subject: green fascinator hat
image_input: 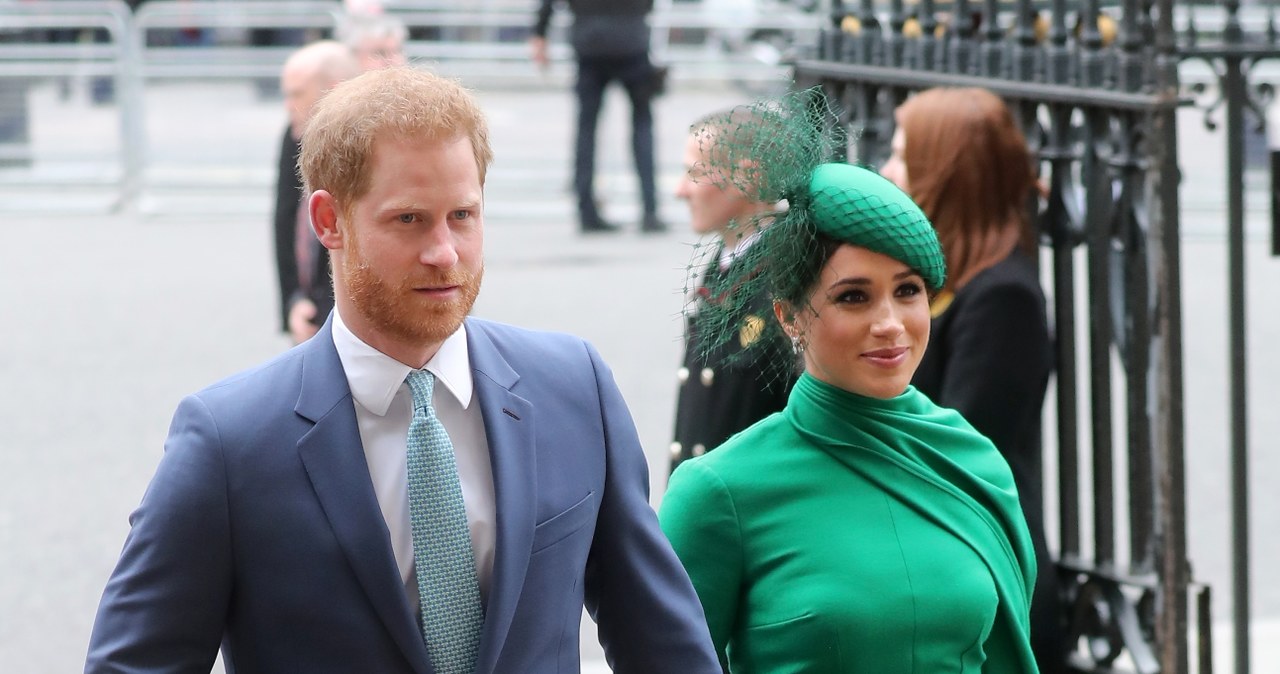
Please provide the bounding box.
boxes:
[806,162,946,291]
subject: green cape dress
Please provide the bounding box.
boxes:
[660,373,1038,672]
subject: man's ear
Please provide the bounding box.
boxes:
[309,190,344,251]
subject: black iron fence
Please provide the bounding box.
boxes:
[793,1,1271,672]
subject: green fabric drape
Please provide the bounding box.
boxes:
[785,373,1038,673]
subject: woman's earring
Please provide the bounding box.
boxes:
[790,334,805,354]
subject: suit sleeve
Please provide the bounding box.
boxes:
[85,395,232,673]
[658,460,743,665]
[934,281,1051,477]
[578,344,722,674]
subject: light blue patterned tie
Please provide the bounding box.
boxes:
[404,369,484,674]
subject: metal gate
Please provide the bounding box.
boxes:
[792,1,1272,672]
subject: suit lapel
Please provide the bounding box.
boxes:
[294,320,433,674]
[466,320,536,674]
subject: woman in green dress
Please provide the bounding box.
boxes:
[658,98,1040,673]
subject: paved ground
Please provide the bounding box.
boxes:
[0,72,1277,672]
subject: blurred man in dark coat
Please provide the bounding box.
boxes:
[669,108,793,472]
[529,0,666,233]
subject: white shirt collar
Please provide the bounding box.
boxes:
[331,310,474,416]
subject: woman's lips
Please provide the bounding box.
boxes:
[862,346,908,368]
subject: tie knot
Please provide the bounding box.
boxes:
[405,369,435,410]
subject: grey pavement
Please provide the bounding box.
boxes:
[1,74,1278,672]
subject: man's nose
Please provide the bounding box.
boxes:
[419,223,459,268]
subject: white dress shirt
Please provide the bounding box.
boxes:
[331,311,497,610]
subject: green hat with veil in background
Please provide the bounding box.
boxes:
[684,88,946,380]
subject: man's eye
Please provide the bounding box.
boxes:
[397,213,416,224]
[453,210,472,220]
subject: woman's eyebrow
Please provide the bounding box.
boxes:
[830,269,917,287]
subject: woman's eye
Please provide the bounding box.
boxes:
[896,282,924,297]
[835,290,867,304]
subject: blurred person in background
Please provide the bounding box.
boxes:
[338,10,409,71]
[273,40,361,345]
[669,106,793,473]
[529,0,667,234]
[881,85,1063,674]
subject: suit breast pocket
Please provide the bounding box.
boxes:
[530,491,596,554]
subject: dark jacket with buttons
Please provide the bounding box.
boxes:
[670,254,794,473]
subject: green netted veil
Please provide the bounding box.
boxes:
[684,88,946,384]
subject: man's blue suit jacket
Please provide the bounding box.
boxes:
[86,317,719,673]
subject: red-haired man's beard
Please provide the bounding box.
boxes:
[341,246,483,347]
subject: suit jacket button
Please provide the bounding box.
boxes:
[677,367,689,383]
[692,444,707,456]
[669,442,683,460]
[700,368,715,387]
